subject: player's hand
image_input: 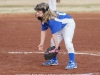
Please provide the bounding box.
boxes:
[38,44,43,51]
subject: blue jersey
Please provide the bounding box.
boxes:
[41,12,73,34]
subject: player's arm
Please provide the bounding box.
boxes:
[40,30,46,45]
[40,23,48,45]
[38,30,46,50]
[52,34,59,49]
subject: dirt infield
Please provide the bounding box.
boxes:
[0,13,100,75]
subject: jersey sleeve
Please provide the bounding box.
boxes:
[41,22,49,31]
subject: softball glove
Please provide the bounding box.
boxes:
[44,46,60,60]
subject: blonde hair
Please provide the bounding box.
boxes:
[34,2,58,23]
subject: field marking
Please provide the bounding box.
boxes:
[14,73,100,75]
[6,51,100,75]
[8,51,100,56]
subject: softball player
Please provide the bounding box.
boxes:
[34,2,77,70]
[48,0,60,11]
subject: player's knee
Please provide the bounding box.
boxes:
[65,40,74,53]
[66,42,72,49]
[65,40,73,49]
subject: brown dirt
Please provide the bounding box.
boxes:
[0,13,100,75]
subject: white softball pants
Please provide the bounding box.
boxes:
[51,19,76,53]
[48,0,56,11]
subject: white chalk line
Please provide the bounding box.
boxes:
[7,51,100,75]
[13,73,100,75]
[8,51,100,56]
